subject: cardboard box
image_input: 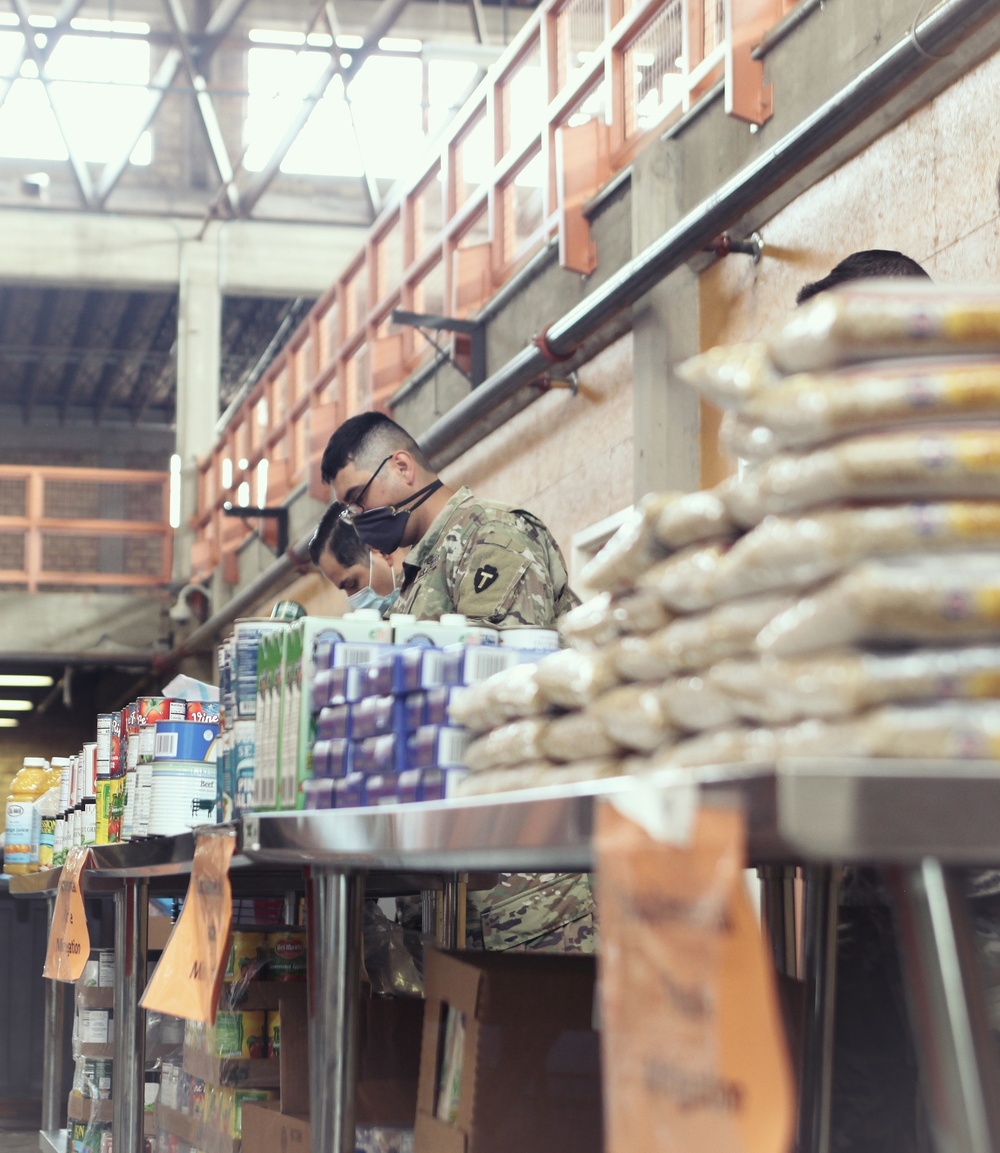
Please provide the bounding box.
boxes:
[415,951,602,1153]
[241,1099,310,1153]
[240,989,423,1153]
[357,995,424,1126]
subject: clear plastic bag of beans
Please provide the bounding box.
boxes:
[767,281,1000,374]
[462,718,548,772]
[535,648,621,710]
[578,492,680,593]
[720,358,1000,460]
[711,646,1000,725]
[712,502,1000,602]
[539,711,621,763]
[724,430,1000,527]
[589,684,677,752]
[757,555,1000,657]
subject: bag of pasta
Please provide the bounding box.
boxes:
[712,502,1000,602]
[721,358,1000,460]
[766,281,1000,373]
[725,430,1000,527]
[758,555,1000,656]
[712,646,1000,724]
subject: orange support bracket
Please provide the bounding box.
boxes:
[725,0,781,127]
[556,119,611,276]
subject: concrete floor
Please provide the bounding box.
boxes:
[0,1134,42,1152]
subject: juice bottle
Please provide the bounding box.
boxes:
[37,766,63,870]
[4,758,50,875]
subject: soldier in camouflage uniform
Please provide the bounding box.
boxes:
[322,412,595,954]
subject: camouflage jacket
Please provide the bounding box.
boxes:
[394,486,579,627]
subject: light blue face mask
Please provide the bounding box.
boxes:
[346,555,400,617]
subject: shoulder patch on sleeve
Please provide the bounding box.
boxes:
[473,564,500,593]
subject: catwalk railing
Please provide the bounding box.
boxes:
[0,465,172,592]
[192,0,797,583]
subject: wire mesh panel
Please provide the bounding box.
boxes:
[0,532,25,574]
[43,477,164,522]
[624,0,686,137]
[556,0,608,93]
[0,467,170,588]
[0,475,26,518]
[40,531,167,580]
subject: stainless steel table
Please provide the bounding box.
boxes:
[16,760,1000,1153]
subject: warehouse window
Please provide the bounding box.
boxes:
[0,16,152,164]
[245,32,486,183]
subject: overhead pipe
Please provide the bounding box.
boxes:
[126,0,995,669]
[418,0,997,469]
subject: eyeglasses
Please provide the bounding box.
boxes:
[339,455,391,523]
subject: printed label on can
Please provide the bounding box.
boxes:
[266,931,307,981]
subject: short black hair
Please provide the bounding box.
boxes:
[796,249,930,305]
[320,411,430,484]
[308,502,368,568]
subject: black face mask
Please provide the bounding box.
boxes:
[350,480,443,554]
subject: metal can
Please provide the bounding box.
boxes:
[214,1010,267,1058]
[225,930,268,984]
[265,928,307,982]
[266,1009,280,1058]
[81,1058,112,1100]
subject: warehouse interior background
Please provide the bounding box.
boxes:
[0,0,998,798]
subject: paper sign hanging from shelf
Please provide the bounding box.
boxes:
[43,847,93,982]
[595,788,794,1153]
[142,829,235,1024]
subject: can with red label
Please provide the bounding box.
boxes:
[265,929,307,982]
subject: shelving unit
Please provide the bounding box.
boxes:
[13,761,1000,1153]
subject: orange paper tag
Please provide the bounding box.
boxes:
[141,830,235,1023]
[595,797,794,1153]
[43,847,92,982]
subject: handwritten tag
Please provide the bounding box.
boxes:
[43,847,92,982]
[141,830,235,1023]
[595,801,794,1153]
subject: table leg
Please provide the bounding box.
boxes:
[797,865,841,1153]
[760,865,799,977]
[113,877,148,1153]
[41,896,68,1133]
[308,869,365,1153]
[439,874,467,950]
[886,859,1000,1153]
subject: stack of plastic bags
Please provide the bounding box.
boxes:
[451,279,1000,789]
[670,279,1000,765]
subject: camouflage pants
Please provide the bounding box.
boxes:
[467,872,597,954]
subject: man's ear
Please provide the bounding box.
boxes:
[392,450,418,486]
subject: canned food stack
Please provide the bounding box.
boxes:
[67,950,116,1153]
[305,619,556,809]
[155,925,305,1152]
